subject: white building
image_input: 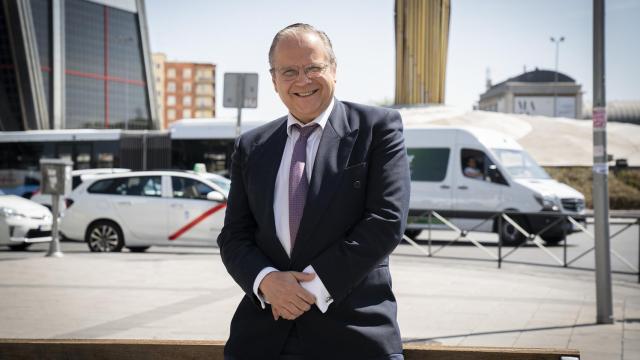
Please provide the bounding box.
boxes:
[478,69,583,119]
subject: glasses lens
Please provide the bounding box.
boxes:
[280,68,299,80]
[305,65,325,78]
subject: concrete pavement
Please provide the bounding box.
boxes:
[0,241,638,360]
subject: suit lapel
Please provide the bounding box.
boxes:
[291,101,358,262]
[251,118,289,263]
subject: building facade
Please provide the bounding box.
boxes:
[0,0,158,131]
[478,69,582,118]
[152,53,216,129]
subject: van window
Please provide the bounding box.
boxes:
[461,149,507,185]
[492,148,550,179]
[172,177,213,200]
[407,148,449,182]
[88,176,162,197]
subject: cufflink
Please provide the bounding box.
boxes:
[353,180,361,189]
[325,296,332,302]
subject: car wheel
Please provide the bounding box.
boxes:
[8,243,31,251]
[541,235,565,246]
[499,220,526,246]
[404,229,421,240]
[127,246,150,253]
[86,221,124,252]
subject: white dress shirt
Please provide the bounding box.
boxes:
[252,98,335,313]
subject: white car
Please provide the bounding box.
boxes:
[0,194,53,250]
[60,171,229,252]
[30,168,131,211]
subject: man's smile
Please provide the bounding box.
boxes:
[293,89,319,97]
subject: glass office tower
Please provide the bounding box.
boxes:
[0,0,158,131]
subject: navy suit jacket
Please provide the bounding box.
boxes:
[217,100,410,360]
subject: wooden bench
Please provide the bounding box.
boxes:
[0,339,580,359]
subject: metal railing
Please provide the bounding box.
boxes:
[404,209,640,282]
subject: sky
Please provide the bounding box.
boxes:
[145,0,640,122]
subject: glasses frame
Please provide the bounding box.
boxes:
[270,63,330,81]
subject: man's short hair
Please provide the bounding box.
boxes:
[268,23,337,70]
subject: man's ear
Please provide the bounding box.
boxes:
[271,75,278,92]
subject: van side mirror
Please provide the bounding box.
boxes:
[206,191,225,202]
[488,165,498,178]
[488,165,508,186]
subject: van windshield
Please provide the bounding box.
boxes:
[491,149,550,179]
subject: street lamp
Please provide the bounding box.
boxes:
[550,36,565,117]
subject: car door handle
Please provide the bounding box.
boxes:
[458,186,468,190]
[117,201,132,205]
[440,185,450,189]
[170,204,183,208]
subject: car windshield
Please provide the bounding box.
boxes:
[491,148,550,179]
[203,174,231,196]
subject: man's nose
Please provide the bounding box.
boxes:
[293,71,313,84]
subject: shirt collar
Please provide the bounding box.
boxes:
[286,98,335,137]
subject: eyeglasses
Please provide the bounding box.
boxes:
[270,63,330,81]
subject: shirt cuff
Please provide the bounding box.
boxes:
[253,267,278,309]
[300,265,334,313]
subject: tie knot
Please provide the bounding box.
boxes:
[293,123,319,140]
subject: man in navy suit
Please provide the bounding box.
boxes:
[217,23,410,360]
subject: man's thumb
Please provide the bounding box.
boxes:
[291,271,315,282]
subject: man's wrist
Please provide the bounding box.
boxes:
[253,267,278,308]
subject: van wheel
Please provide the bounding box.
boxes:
[541,235,565,246]
[127,246,150,253]
[404,229,421,240]
[499,221,526,246]
[8,243,32,251]
[86,221,124,252]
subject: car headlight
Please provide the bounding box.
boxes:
[0,207,27,219]
[534,194,559,211]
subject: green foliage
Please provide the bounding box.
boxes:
[616,169,640,191]
[544,167,640,210]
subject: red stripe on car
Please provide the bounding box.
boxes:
[168,203,227,241]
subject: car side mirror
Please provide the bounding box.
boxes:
[206,191,225,202]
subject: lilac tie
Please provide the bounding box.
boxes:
[289,123,319,249]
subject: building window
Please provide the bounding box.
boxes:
[167,81,176,93]
[183,96,192,106]
[195,110,213,118]
[196,96,212,108]
[183,68,192,79]
[167,109,176,120]
[196,69,211,80]
[183,109,192,118]
[196,84,213,95]
[167,67,176,78]
[183,82,192,93]
[167,96,176,106]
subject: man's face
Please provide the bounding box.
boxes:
[271,32,336,123]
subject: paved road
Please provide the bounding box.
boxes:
[0,236,638,360]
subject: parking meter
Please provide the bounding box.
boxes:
[40,159,73,257]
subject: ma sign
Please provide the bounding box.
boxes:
[513,96,576,118]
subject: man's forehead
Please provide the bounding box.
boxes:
[273,33,329,61]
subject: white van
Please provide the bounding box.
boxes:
[404,126,586,245]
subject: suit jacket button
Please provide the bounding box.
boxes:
[353,180,361,189]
